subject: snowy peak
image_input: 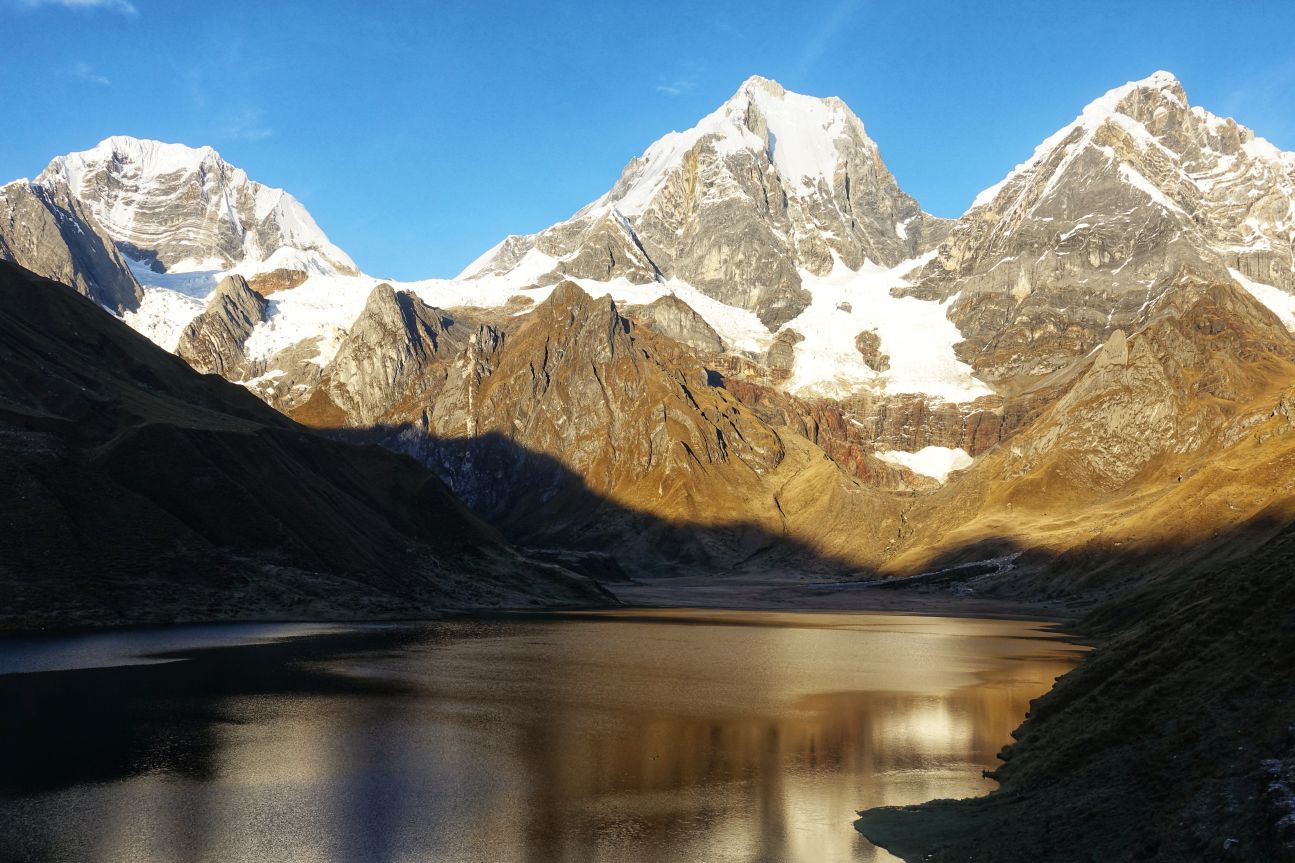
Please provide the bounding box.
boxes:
[705,74,868,195]
[967,70,1294,223]
[48,136,221,190]
[594,75,876,216]
[965,69,1295,265]
[38,136,358,278]
[914,69,1295,384]
[465,76,949,329]
[968,71,1187,210]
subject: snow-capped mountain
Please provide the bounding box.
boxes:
[8,73,1295,471]
[5,70,1295,579]
[50,82,981,405]
[462,76,950,329]
[39,136,357,278]
[906,71,1295,383]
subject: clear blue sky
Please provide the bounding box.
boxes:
[1,0,1292,280]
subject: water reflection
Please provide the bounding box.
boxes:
[0,610,1083,863]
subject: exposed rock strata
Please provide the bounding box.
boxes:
[177,275,268,376]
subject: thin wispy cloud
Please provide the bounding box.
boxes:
[222,106,274,142]
[794,0,863,77]
[656,76,697,97]
[65,61,111,86]
[20,0,137,14]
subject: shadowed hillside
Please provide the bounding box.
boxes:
[857,513,1295,861]
[0,261,609,630]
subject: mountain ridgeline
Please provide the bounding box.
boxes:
[0,260,608,629]
[2,70,1292,583]
[3,70,1295,859]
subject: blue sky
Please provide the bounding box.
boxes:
[1,0,1292,280]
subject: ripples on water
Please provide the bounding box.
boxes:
[0,610,1084,862]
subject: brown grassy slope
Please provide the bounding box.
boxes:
[0,261,607,630]
[878,274,1295,598]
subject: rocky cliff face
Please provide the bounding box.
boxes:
[905,72,1295,387]
[176,275,268,376]
[0,179,141,311]
[627,294,725,353]
[324,283,465,427]
[283,281,902,572]
[38,136,358,277]
[998,268,1295,492]
[463,77,949,329]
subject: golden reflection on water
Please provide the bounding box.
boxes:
[8,610,1084,863]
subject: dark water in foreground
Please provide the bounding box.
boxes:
[0,610,1084,863]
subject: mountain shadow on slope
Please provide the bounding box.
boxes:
[0,261,609,631]
[330,425,891,579]
[855,510,1295,862]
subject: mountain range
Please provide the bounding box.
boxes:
[10,69,1288,581]
[4,69,1295,859]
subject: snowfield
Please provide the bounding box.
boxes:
[124,245,994,405]
[1230,268,1295,332]
[781,253,993,402]
[877,446,975,483]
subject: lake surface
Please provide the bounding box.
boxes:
[0,610,1084,863]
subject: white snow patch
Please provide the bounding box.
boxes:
[877,446,974,483]
[1230,268,1295,332]
[240,368,286,387]
[781,252,994,402]
[242,274,380,363]
[121,287,206,352]
[1118,163,1186,215]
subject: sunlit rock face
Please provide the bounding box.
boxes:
[628,294,725,354]
[277,280,911,572]
[997,270,1295,492]
[0,178,141,311]
[176,275,268,377]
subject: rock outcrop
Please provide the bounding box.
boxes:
[176,275,268,376]
[323,283,463,426]
[0,179,141,311]
[248,267,308,295]
[630,294,724,354]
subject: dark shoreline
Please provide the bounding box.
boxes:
[0,577,1078,640]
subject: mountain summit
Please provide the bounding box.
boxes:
[462,76,949,328]
[906,71,1295,383]
[38,136,358,278]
